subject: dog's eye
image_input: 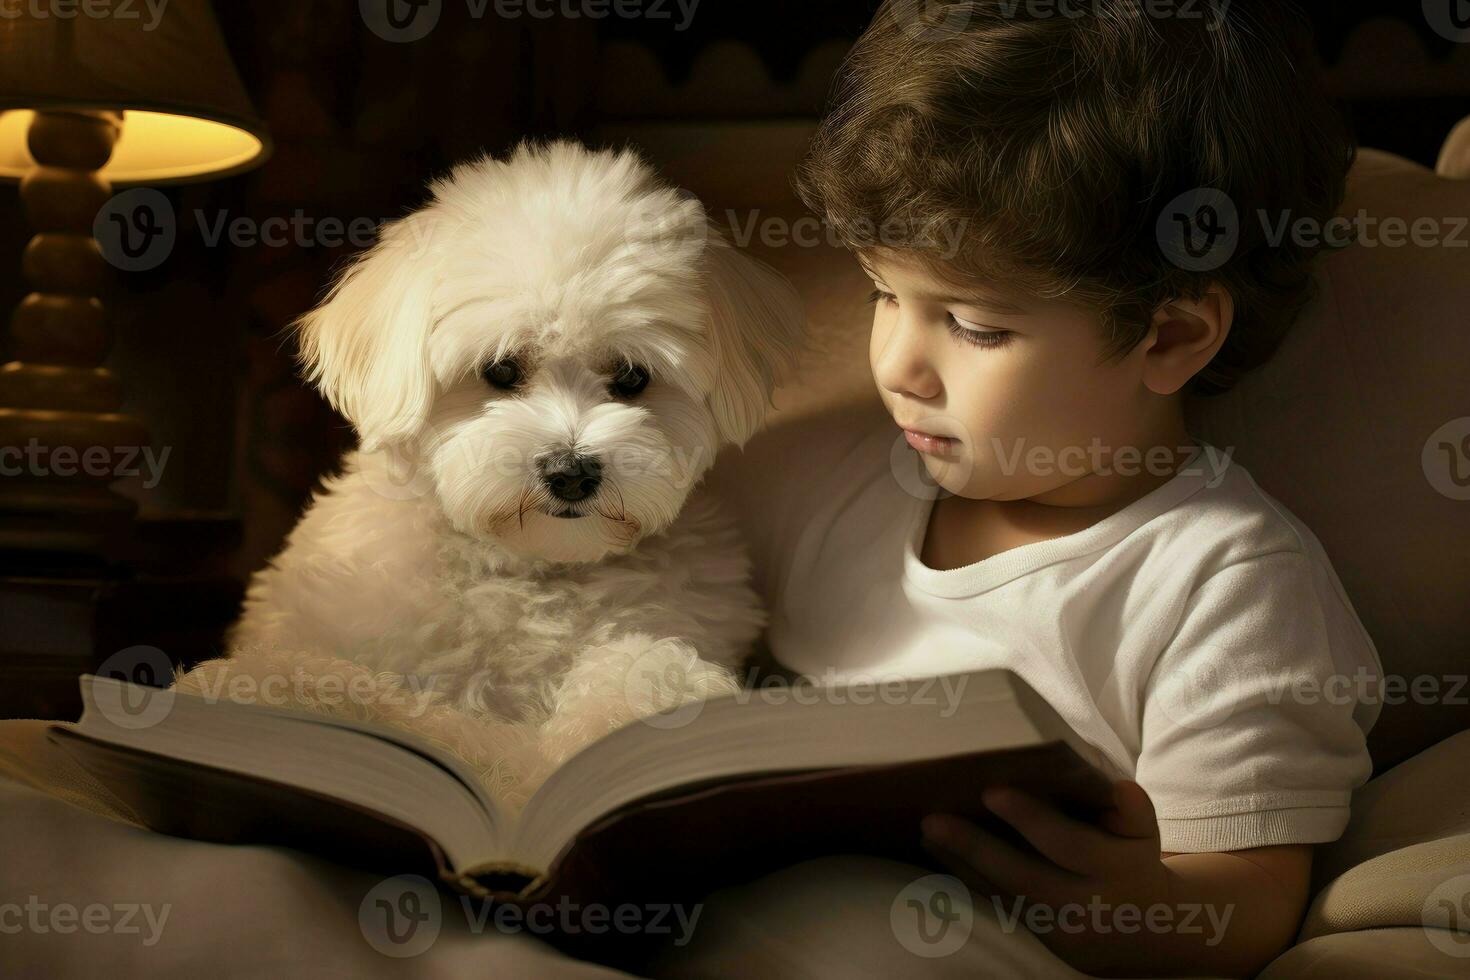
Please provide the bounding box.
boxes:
[609,363,650,398]
[482,358,523,391]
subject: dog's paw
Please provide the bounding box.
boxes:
[537,634,741,765]
[171,656,250,701]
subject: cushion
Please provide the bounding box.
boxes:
[1183,149,1470,770]
[1258,928,1470,980]
[1302,730,1470,942]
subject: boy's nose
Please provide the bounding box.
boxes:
[872,315,942,401]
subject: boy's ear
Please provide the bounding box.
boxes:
[294,212,440,452]
[1143,285,1234,396]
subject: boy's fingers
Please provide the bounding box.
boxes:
[918,835,1000,898]
[980,786,1116,876]
[921,813,1075,901]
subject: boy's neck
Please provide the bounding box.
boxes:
[1008,415,1198,512]
[920,417,1199,572]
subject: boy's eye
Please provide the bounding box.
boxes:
[946,318,1013,349]
[869,288,1013,349]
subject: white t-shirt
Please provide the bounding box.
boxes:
[757,416,1382,853]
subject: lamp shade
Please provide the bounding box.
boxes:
[0,0,271,183]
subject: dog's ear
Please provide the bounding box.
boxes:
[702,234,806,447]
[294,212,439,453]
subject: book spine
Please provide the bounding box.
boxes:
[452,861,550,901]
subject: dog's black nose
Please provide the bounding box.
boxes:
[539,452,603,502]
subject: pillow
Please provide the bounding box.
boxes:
[1185,150,1470,771]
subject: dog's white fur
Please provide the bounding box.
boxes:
[174,141,803,807]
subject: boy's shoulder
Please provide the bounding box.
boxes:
[1150,448,1324,572]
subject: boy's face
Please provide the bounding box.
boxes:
[865,252,1160,502]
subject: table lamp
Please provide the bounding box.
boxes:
[0,0,271,565]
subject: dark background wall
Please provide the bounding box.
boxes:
[0,0,1466,589]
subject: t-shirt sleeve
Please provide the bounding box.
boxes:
[1135,549,1383,853]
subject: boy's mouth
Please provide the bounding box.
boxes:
[902,428,961,457]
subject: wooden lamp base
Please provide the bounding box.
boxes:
[0,110,148,569]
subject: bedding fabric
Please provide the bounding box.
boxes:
[4,719,1465,978]
[0,720,631,978]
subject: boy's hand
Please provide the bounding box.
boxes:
[920,779,1172,972]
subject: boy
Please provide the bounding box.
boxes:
[667,2,1381,977]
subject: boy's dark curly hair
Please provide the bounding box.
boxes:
[794,0,1356,395]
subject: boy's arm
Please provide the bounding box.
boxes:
[1155,845,1312,977]
[921,780,1313,978]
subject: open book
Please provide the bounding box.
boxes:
[50,669,1124,907]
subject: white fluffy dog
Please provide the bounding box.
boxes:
[175,141,803,806]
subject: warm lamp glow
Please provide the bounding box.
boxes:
[0,108,266,184]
